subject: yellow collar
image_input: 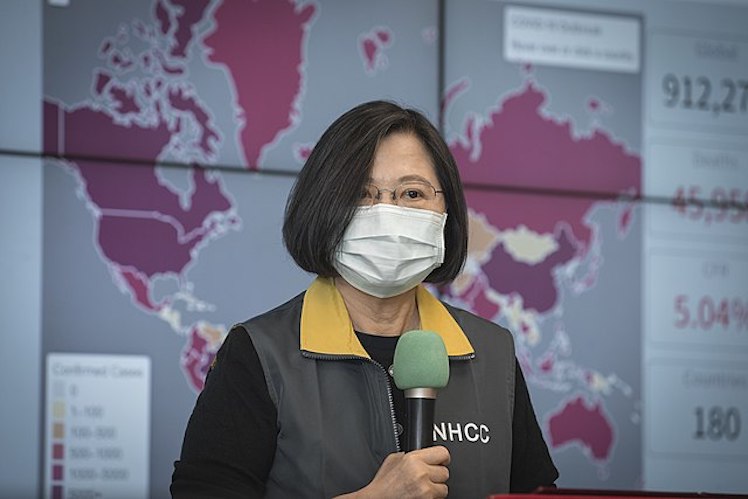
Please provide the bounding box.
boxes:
[300,277,474,358]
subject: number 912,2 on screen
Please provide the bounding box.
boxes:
[663,74,748,116]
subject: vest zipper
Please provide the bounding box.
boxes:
[369,357,402,453]
[450,354,476,361]
[301,351,401,452]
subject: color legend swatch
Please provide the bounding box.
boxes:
[44,354,151,499]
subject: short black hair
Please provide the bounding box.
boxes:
[282,100,468,284]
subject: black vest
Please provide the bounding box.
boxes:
[241,288,515,498]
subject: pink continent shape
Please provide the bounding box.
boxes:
[465,190,594,315]
[452,84,640,253]
[120,269,161,311]
[204,0,316,169]
[451,82,640,198]
[43,100,233,280]
[449,82,641,317]
[547,395,614,462]
[482,223,577,313]
[181,325,218,392]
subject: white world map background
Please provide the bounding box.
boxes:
[6,0,748,496]
[36,0,649,494]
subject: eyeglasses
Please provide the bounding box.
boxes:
[359,180,444,208]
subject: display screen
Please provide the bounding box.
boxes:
[0,0,745,496]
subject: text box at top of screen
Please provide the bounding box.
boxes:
[503,5,641,74]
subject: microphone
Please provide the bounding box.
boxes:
[393,330,450,451]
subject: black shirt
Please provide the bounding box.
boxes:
[171,328,558,498]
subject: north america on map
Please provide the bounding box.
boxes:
[44,0,316,391]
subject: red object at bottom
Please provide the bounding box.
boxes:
[488,487,747,499]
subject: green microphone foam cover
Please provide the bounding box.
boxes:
[393,330,450,390]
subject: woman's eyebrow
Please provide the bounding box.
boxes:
[367,174,433,184]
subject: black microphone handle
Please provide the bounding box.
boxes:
[406,397,435,452]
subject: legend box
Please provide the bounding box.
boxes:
[44,353,151,499]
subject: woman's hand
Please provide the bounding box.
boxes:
[337,446,451,499]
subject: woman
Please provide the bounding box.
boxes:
[171,101,558,498]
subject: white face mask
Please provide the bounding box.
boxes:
[333,203,447,299]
